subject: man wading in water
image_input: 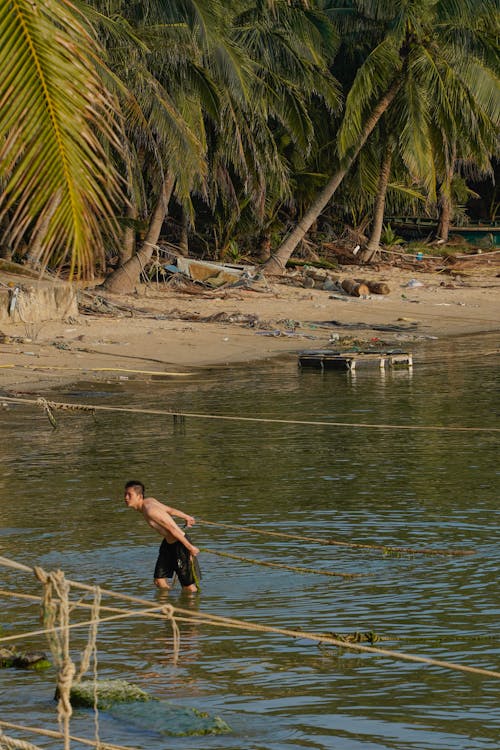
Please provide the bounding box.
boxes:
[124,481,200,592]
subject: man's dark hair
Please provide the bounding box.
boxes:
[125,480,145,496]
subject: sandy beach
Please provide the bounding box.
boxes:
[0,262,498,395]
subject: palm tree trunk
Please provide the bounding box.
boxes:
[120,202,138,266]
[263,78,402,275]
[102,176,174,293]
[436,143,456,242]
[436,190,452,242]
[178,207,189,257]
[361,142,393,263]
[25,191,61,268]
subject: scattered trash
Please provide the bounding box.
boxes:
[318,320,419,332]
[406,279,424,288]
[8,286,20,316]
[299,350,413,371]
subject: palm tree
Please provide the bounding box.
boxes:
[90,0,217,292]
[0,0,123,278]
[197,0,341,261]
[263,0,500,274]
[102,0,341,293]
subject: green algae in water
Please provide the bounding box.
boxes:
[70,679,151,709]
[0,647,50,670]
[109,701,231,737]
[69,680,231,736]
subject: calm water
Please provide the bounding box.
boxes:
[1,333,499,749]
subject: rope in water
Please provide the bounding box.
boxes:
[1,395,498,432]
[0,720,138,750]
[1,589,494,646]
[0,556,498,679]
[199,547,362,577]
[0,604,178,644]
[197,519,475,557]
[0,364,192,377]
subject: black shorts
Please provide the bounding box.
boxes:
[153,537,199,587]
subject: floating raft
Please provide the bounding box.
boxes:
[298,350,413,371]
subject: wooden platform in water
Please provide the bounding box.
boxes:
[298,350,413,371]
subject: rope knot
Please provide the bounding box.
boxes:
[33,566,48,584]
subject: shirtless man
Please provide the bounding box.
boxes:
[124,480,200,592]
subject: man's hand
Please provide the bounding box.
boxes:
[190,545,200,556]
[185,515,195,528]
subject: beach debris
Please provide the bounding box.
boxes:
[355,280,391,295]
[8,286,20,316]
[341,279,370,297]
[318,320,419,332]
[175,256,245,286]
[298,350,413,370]
[406,279,424,288]
[69,679,231,737]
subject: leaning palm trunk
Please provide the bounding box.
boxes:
[436,144,457,242]
[263,79,402,275]
[102,176,174,293]
[120,202,138,266]
[361,143,393,263]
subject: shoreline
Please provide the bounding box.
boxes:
[1,265,498,395]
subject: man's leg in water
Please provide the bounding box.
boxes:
[154,576,171,589]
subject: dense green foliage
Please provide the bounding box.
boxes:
[0,0,498,278]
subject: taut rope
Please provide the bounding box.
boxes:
[197,519,475,557]
[2,395,498,433]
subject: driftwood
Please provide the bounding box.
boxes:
[355,279,391,295]
[341,279,370,297]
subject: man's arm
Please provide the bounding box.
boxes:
[164,505,195,528]
[147,504,199,555]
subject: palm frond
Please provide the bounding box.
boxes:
[0,0,122,277]
[338,37,402,158]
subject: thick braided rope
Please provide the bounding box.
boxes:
[34,567,75,750]
[74,586,102,748]
[197,519,474,557]
[0,720,137,750]
[200,547,362,577]
[0,731,42,750]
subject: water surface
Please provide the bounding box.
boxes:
[1,333,499,749]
